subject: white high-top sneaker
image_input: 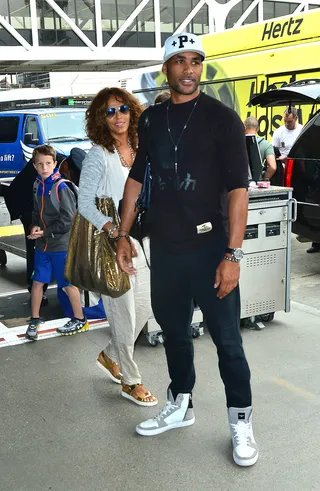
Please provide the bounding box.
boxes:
[136,390,195,436]
[228,406,259,467]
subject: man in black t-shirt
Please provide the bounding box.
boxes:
[117,32,258,467]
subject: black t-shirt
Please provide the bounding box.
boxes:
[130,92,248,250]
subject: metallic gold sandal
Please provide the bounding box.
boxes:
[121,382,158,407]
[96,351,122,384]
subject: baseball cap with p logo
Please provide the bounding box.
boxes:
[163,32,206,62]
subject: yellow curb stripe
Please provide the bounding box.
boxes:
[0,225,24,237]
[271,376,316,401]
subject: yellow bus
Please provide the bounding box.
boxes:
[123,9,320,139]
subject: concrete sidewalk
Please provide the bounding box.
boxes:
[1,303,320,491]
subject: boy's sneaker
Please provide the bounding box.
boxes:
[56,318,89,336]
[228,406,259,467]
[25,318,40,341]
[136,389,195,436]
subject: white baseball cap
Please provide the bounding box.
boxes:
[163,32,206,63]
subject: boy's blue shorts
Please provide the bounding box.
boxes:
[32,250,71,288]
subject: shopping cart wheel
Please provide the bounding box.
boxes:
[260,312,275,322]
[0,249,7,266]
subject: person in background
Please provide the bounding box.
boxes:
[306,242,320,253]
[117,33,258,466]
[154,91,171,104]
[78,87,157,407]
[244,116,276,180]
[25,145,88,341]
[272,106,303,162]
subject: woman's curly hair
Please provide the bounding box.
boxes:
[85,87,143,152]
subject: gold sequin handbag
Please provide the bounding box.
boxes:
[65,197,131,298]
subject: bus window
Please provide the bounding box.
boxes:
[0,116,19,143]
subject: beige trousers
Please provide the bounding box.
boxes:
[102,239,151,385]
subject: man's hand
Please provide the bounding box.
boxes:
[214,259,240,299]
[277,155,287,162]
[27,226,43,240]
[116,237,137,275]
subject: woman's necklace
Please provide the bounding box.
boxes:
[166,92,201,175]
[114,141,135,168]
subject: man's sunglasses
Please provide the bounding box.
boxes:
[106,104,130,117]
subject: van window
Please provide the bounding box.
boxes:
[25,117,39,142]
[291,113,320,159]
[39,111,88,142]
[0,116,19,143]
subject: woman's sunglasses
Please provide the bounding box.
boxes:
[106,104,130,118]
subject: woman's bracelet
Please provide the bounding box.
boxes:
[107,225,119,239]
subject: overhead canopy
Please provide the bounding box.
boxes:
[249,79,320,107]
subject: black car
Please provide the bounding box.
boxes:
[250,79,320,242]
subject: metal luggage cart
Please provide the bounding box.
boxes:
[240,185,296,329]
[144,308,204,347]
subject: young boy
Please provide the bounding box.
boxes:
[25,144,88,341]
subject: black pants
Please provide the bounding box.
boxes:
[150,233,252,408]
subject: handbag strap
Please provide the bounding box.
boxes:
[137,106,154,269]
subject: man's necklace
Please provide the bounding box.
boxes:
[114,141,135,168]
[166,92,201,174]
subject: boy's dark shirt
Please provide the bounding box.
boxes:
[130,92,249,250]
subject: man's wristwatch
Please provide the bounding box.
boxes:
[224,247,244,262]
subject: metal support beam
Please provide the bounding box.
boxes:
[233,0,260,28]
[0,15,32,50]
[207,0,215,33]
[174,0,206,34]
[29,0,39,48]
[105,0,151,50]
[94,0,103,48]
[45,0,96,50]
[154,0,161,49]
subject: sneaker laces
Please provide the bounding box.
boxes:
[28,321,39,331]
[64,318,76,328]
[153,401,177,421]
[231,421,252,446]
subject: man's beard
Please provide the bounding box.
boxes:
[169,79,200,96]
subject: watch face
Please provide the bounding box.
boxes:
[234,248,244,260]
